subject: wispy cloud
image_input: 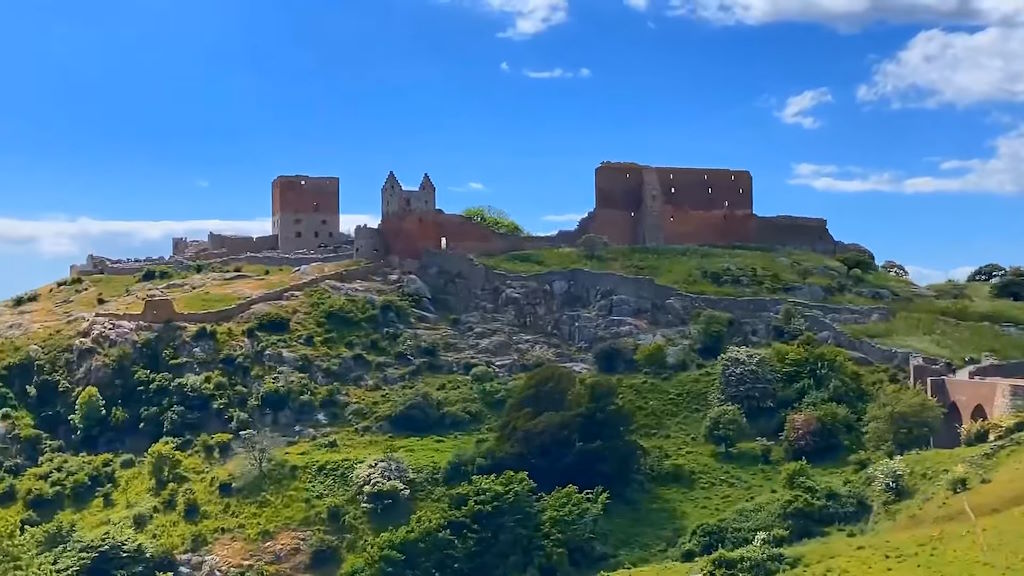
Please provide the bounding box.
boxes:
[479,0,570,39]
[541,213,586,222]
[905,264,976,286]
[0,215,378,258]
[499,61,511,72]
[775,87,833,129]
[523,67,592,79]
[624,0,649,10]
[195,179,210,188]
[450,182,488,192]
[789,124,1024,195]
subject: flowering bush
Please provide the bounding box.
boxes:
[353,454,412,512]
[868,456,909,504]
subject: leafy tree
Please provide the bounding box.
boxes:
[540,486,609,571]
[880,260,909,280]
[703,403,749,450]
[700,538,791,576]
[991,276,1024,302]
[781,403,857,461]
[70,386,106,437]
[353,453,413,512]
[237,429,275,477]
[864,386,943,454]
[485,365,642,493]
[719,347,777,414]
[145,438,184,490]
[592,340,635,374]
[967,263,1007,283]
[461,206,526,236]
[770,340,870,415]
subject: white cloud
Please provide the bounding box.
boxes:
[0,215,378,258]
[450,182,488,192]
[665,0,1024,28]
[775,87,833,129]
[500,61,511,72]
[790,124,1024,195]
[522,67,593,79]
[541,213,586,222]
[857,27,1024,108]
[195,179,210,188]
[624,0,650,10]
[905,264,976,286]
[481,0,570,39]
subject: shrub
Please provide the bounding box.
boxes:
[864,386,943,454]
[179,486,201,521]
[719,347,777,414]
[578,234,609,258]
[960,419,992,446]
[592,340,635,374]
[931,281,970,300]
[635,341,668,370]
[131,508,152,530]
[117,454,137,469]
[700,538,792,576]
[836,249,877,274]
[782,403,858,462]
[353,454,413,512]
[469,365,496,384]
[991,276,1024,302]
[692,310,733,358]
[138,266,175,282]
[868,456,910,504]
[880,260,909,280]
[146,439,184,490]
[10,291,40,308]
[0,476,16,505]
[308,533,343,570]
[703,403,749,450]
[461,206,525,236]
[252,310,291,334]
[967,263,1007,283]
[945,465,970,494]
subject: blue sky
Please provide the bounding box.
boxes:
[2,0,1023,298]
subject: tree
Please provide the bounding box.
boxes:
[353,453,413,512]
[487,365,642,493]
[578,234,609,258]
[719,347,777,414]
[237,429,273,477]
[880,260,909,280]
[781,403,857,461]
[70,386,106,437]
[146,439,184,490]
[461,206,525,236]
[864,386,943,454]
[991,276,1024,302]
[703,404,749,450]
[692,310,733,358]
[636,341,668,370]
[967,263,1007,283]
[540,485,609,571]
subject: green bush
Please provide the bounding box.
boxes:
[692,310,733,358]
[636,341,668,370]
[252,310,292,334]
[781,403,858,462]
[960,419,992,446]
[10,291,40,308]
[578,234,610,258]
[967,263,1007,283]
[700,539,792,576]
[469,365,496,384]
[991,277,1024,302]
[703,403,749,450]
[719,347,777,414]
[864,386,943,454]
[868,456,909,504]
[593,340,636,374]
[137,266,175,282]
[461,206,526,236]
[945,465,970,494]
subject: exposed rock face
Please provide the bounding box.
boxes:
[414,251,917,367]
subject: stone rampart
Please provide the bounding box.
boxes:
[95,262,383,324]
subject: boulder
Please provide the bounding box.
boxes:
[402,275,432,300]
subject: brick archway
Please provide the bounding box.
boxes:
[970,404,989,422]
[936,402,964,449]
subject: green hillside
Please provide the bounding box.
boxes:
[1,245,1023,575]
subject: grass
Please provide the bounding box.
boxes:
[845,312,1024,364]
[173,291,244,312]
[481,246,911,301]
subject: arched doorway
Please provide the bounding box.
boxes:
[936,402,964,449]
[970,404,989,422]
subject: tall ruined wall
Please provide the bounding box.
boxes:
[272,175,341,252]
[595,163,752,214]
[208,233,278,254]
[381,172,436,218]
[378,212,569,260]
[752,215,837,255]
[969,361,1024,380]
[354,225,383,260]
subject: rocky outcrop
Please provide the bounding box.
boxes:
[414,251,920,367]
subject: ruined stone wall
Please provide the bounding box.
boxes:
[354,225,383,261]
[969,360,1024,380]
[378,212,570,260]
[272,175,341,252]
[208,233,278,254]
[96,263,383,324]
[596,163,752,214]
[753,216,837,255]
[661,211,757,246]
[381,172,436,218]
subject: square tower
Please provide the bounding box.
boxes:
[272,175,340,252]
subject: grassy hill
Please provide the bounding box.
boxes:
[1,245,1023,575]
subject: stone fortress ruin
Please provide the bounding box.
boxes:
[72,160,849,276]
